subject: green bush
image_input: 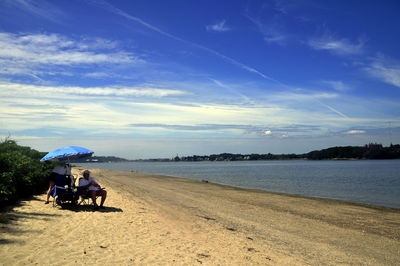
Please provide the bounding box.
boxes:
[0,139,55,208]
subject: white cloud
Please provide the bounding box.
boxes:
[271,91,339,101]
[2,78,399,140]
[0,83,188,98]
[1,92,287,138]
[84,72,111,78]
[124,102,283,126]
[308,34,365,55]
[260,90,351,119]
[365,57,400,88]
[0,32,140,76]
[345,130,366,134]
[264,34,286,45]
[206,20,231,32]
[78,37,119,50]
[322,80,351,91]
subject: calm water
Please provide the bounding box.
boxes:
[78,160,400,209]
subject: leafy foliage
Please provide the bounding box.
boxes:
[306,144,400,160]
[0,139,55,208]
[175,143,400,161]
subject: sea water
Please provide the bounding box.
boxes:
[78,160,400,209]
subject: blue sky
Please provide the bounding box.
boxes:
[1,0,400,159]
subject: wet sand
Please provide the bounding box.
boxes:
[1,166,399,265]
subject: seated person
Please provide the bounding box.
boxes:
[45,163,72,204]
[78,170,107,209]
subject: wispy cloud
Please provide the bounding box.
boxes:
[129,123,320,138]
[365,56,400,88]
[2,0,66,23]
[271,91,339,101]
[345,130,366,134]
[209,78,253,104]
[308,34,365,55]
[0,32,138,66]
[0,32,141,77]
[272,0,296,14]
[130,123,254,132]
[245,13,287,45]
[0,83,188,98]
[84,72,112,78]
[262,90,351,119]
[2,80,399,140]
[206,20,231,32]
[92,0,278,82]
[321,80,352,91]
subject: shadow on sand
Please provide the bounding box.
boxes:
[0,197,63,246]
[0,196,123,246]
[55,203,123,213]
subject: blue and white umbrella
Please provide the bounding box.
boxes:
[40,146,94,162]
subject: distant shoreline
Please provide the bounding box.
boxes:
[90,166,400,211]
[72,144,400,162]
[76,162,400,209]
[79,157,400,163]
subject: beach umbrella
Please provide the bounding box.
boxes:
[40,146,94,162]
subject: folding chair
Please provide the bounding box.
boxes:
[50,174,78,207]
[77,178,100,206]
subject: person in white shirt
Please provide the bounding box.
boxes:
[79,170,107,209]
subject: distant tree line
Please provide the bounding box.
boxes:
[174,143,400,162]
[0,139,55,208]
[176,152,303,161]
[70,156,132,163]
[306,143,400,160]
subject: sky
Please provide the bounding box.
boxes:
[1,0,400,159]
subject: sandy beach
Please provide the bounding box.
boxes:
[1,166,399,265]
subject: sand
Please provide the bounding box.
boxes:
[1,166,399,265]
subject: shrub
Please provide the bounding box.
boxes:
[0,139,55,208]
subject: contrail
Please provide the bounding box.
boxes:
[93,0,182,42]
[316,99,349,119]
[92,0,281,83]
[209,78,254,104]
[28,73,45,83]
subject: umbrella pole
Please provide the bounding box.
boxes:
[66,158,75,187]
